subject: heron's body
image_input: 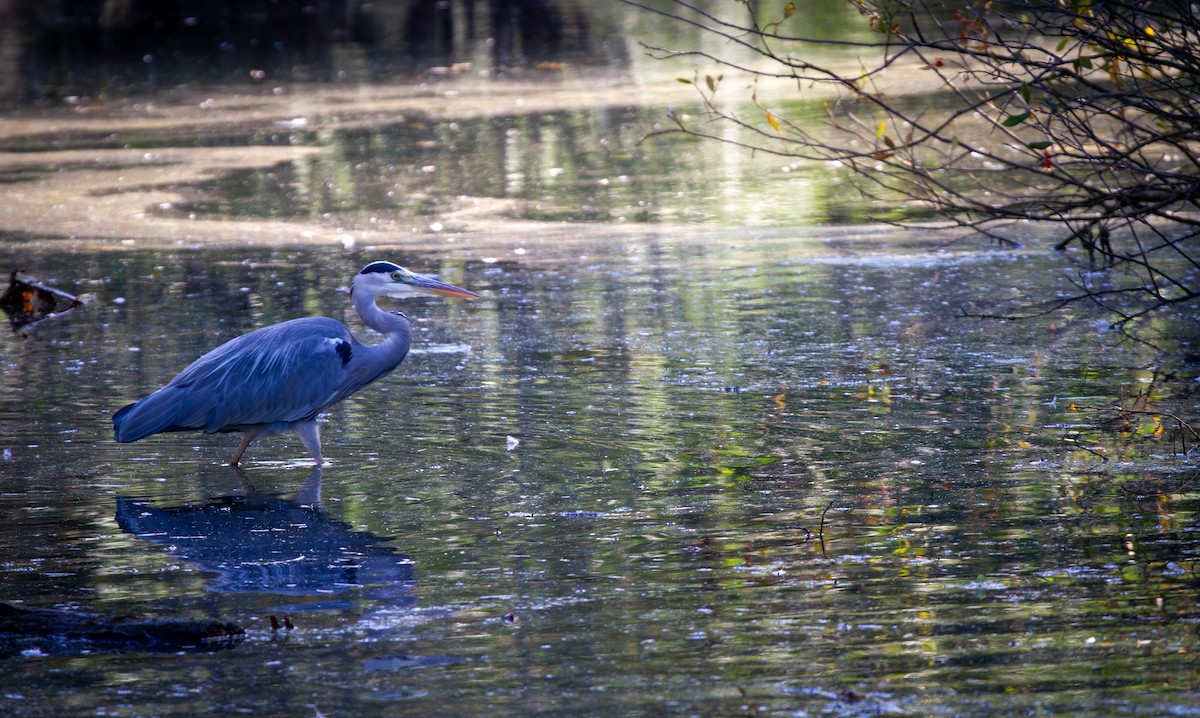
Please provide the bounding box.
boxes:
[113,262,477,466]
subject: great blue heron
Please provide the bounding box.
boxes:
[113,261,478,466]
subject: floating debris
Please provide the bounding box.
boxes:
[267,614,295,631]
[0,271,85,334]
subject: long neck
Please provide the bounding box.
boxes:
[351,286,413,371]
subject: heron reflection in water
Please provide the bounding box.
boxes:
[113,262,478,466]
[115,466,416,598]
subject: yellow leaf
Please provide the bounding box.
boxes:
[876,121,886,138]
[1144,26,1155,37]
[766,112,781,132]
[784,2,795,18]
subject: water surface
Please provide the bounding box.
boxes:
[1,232,1197,716]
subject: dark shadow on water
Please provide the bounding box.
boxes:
[0,602,244,657]
[115,466,416,601]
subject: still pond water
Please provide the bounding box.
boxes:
[0,83,1198,716]
[1,233,1197,717]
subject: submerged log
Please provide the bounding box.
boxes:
[0,602,244,655]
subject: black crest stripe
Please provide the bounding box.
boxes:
[360,261,401,275]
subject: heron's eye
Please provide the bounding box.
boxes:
[390,271,402,280]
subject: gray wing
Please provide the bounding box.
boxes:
[116,317,357,440]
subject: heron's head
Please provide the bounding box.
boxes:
[353,261,479,300]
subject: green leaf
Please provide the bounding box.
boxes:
[705,74,715,92]
[676,77,692,84]
[1019,82,1031,103]
[1028,141,1053,149]
[1073,56,1093,70]
[1002,111,1032,127]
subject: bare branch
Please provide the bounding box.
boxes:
[624,0,1200,330]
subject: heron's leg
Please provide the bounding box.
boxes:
[230,434,254,467]
[293,421,325,466]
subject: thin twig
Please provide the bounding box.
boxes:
[819,500,835,561]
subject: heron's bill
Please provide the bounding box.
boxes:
[411,276,480,300]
